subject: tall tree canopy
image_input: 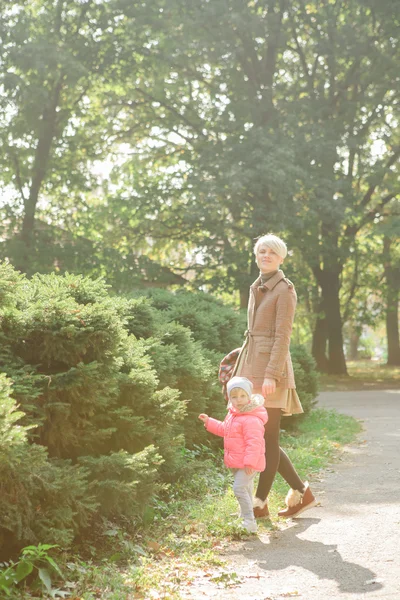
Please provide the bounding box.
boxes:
[0,0,164,272]
[96,0,400,372]
[1,0,399,371]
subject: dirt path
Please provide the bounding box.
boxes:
[182,389,400,600]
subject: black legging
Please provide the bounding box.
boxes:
[255,407,304,501]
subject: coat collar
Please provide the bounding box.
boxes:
[250,269,285,292]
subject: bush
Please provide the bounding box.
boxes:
[358,337,374,360]
[285,344,320,429]
[0,261,319,556]
[0,267,187,555]
[0,373,96,554]
[115,290,233,449]
[133,288,246,353]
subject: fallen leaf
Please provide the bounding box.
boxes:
[147,541,161,552]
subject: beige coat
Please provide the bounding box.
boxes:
[236,270,297,393]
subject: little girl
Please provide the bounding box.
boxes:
[199,376,268,533]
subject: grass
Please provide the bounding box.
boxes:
[6,408,362,600]
[320,360,400,391]
[81,409,362,599]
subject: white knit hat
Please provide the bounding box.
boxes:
[227,376,253,400]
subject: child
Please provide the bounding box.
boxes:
[199,376,268,533]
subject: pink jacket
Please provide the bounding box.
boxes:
[206,404,268,471]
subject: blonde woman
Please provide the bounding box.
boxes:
[235,234,316,519]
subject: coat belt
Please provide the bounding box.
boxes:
[244,330,264,364]
[244,330,275,365]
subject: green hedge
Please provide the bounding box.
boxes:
[132,288,246,353]
[0,373,96,554]
[287,343,319,427]
[0,261,318,555]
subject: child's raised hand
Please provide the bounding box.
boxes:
[198,413,209,424]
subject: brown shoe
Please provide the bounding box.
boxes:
[253,497,269,518]
[278,482,316,518]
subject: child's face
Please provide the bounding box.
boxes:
[230,388,250,409]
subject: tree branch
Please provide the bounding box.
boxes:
[359,148,400,209]
[290,19,316,97]
[136,88,208,139]
[345,193,397,239]
[10,150,27,202]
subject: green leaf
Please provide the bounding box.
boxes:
[45,556,63,578]
[108,553,122,562]
[14,560,34,583]
[133,545,147,557]
[38,568,52,593]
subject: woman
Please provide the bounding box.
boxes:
[235,234,316,518]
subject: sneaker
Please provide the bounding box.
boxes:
[278,481,316,518]
[253,497,269,518]
[242,519,258,533]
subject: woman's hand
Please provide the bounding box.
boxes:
[245,466,255,475]
[198,413,209,424]
[262,377,276,397]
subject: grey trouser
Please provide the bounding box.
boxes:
[231,468,256,523]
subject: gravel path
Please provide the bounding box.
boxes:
[182,389,400,600]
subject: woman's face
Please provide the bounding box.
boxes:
[256,244,283,274]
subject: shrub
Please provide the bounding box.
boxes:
[80,446,164,520]
[0,260,24,306]
[0,267,187,555]
[285,344,320,429]
[0,261,319,556]
[0,373,96,553]
[133,288,246,353]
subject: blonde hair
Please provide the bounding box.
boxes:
[254,234,287,259]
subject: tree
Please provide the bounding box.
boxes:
[94,0,400,374]
[2,0,398,375]
[383,233,400,365]
[76,0,299,299]
[0,0,164,274]
[280,0,400,373]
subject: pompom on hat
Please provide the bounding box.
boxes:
[226,376,253,400]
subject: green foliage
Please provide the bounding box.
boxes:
[0,265,244,555]
[0,265,187,555]
[0,0,169,275]
[357,337,375,360]
[136,289,246,353]
[0,261,24,306]
[129,288,246,447]
[0,543,65,598]
[286,344,320,428]
[0,374,96,551]
[80,446,164,520]
[113,296,157,339]
[0,262,322,559]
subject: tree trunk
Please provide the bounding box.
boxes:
[239,251,260,309]
[313,266,348,375]
[384,237,400,366]
[324,274,348,374]
[311,308,329,372]
[240,288,249,309]
[386,296,400,365]
[348,326,360,361]
[17,79,63,273]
